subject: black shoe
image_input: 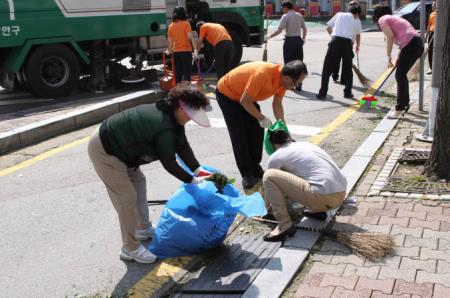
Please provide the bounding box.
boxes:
[295,85,302,92]
[263,225,297,242]
[316,93,326,100]
[261,213,276,221]
[303,211,328,221]
[344,93,354,99]
[242,176,261,189]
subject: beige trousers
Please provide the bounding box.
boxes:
[263,169,345,231]
[87,128,149,251]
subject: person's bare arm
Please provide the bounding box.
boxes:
[382,26,395,67]
[272,95,285,123]
[240,92,264,120]
[355,33,361,52]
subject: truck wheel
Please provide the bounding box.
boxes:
[26,45,80,98]
[229,30,243,67]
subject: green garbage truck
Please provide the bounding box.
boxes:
[0,0,264,97]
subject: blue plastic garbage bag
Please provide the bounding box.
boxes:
[149,169,267,258]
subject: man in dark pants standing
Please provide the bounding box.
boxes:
[266,1,307,91]
[216,60,308,189]
[196,21,235,79]
[317,3,362,100]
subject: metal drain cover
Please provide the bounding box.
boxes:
[398,149,430,163]
[177,234,281,295]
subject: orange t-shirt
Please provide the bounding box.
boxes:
[168,20,193,52]
[428,11,436,32]
[217,61,286,101]
[199,23,232,47]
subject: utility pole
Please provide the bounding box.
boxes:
[416,0,443,142]
[418,0,426,111]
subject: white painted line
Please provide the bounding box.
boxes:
[188,117,322,137]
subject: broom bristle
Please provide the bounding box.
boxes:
[337,232,395,261]
[352,65,371,87]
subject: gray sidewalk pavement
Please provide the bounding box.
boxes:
[0,88,165,155]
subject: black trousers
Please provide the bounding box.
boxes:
[427,32,434,70]
[173,52,192,83]
[216,90,264,178]
[214,40,235,79]
[319,36,354,96]
[283,36,304,64]
[395,36,424,110]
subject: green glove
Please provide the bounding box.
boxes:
[264,119,289,155]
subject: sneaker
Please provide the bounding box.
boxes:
[135,225,156,241]
[387,108,406,119]
[119,245,157,264]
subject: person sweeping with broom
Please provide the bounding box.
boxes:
[261,128,347,242]
[316,2,362,100]
[373,4,424,119]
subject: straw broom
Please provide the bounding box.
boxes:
[352,52,371,87]
[252,217,394,262]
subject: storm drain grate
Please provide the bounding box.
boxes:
[176,234,281,295]
[398,149,430,163]
[382,177,450,195]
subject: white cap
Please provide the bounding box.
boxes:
[179,100,211,127]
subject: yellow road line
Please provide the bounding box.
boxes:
[0,137,89,177]
[308,67,393,145]
[128,257,192,297]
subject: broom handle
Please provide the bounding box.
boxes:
[251,217,339,239]
[372,66,396,97]
[357,52,360,69]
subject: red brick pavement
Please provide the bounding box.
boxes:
[292,85,450,297]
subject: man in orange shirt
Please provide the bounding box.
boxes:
[216,60,308,189]
[196,21,235,79]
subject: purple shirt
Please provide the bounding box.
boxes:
[378,15,418,49]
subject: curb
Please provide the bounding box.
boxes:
[0,90,165,155]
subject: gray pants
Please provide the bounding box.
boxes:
[87,128,150,251]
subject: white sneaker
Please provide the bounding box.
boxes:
[119,245,157,264]
[387,109,405,119]
[135,225,156,240]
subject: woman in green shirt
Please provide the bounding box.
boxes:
[88,82,211,263]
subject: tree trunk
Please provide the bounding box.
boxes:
[424,0,450,180]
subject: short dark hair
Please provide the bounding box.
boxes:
[281,1,293,10]
[165,82,209,110]
[373,4,392,23]
[349,3,361,15]
[269,129,294,145]
[282,60,308,81]
[173,6,187,21]
[196,21,205,31]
